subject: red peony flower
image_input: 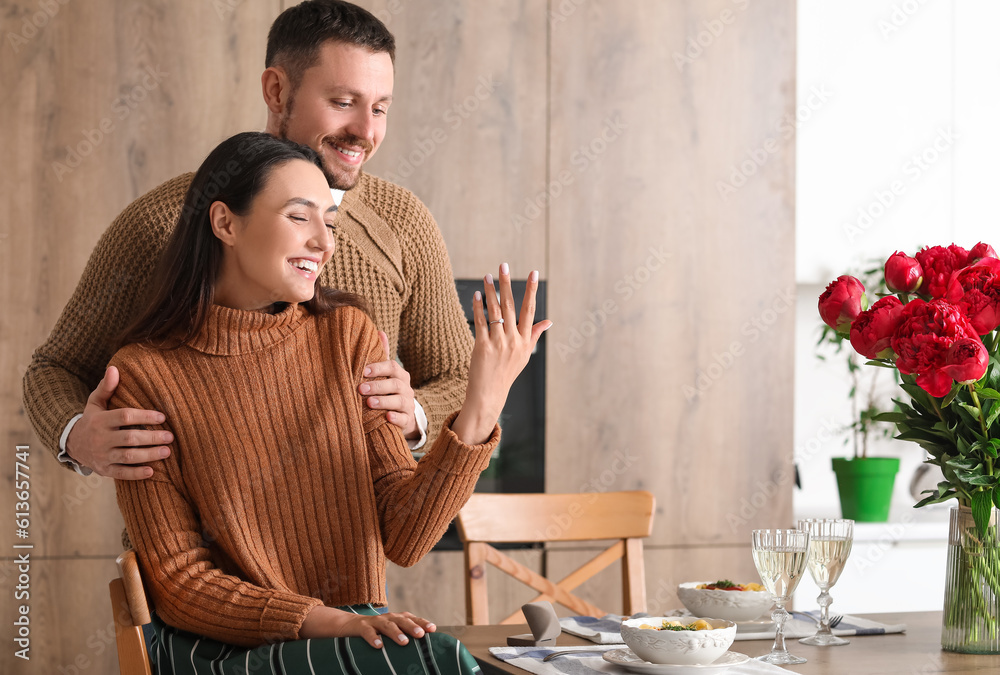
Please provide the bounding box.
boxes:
[884,251,923,294]
[891,298,983,397]
[850,296,903,359]
[819,275,866,334]
[945,257,1000,335]
[967,242,998,265]
[940,338,989,384]
[915,245,971,298]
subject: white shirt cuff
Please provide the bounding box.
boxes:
[57,414,93,476]
[407,399,428,451]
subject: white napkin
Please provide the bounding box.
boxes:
[732,611,907,641]
[488,646,789,675]
[558,611,907,644]
[558,616,629,644]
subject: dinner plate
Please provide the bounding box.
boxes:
[602,648,750,674]
[734,617,774,634]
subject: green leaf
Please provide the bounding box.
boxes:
[946,458,980,471]
[965,475,998,487]
[973,490,994,538]
[916,491,958,508]
[864,360,896,369]
[976,387,1000,400]
[900,382,931,404]
[872,412,908,424]
[992,488,1000,510]
[897,429,949,445]
[987,402,1000,429]
[959,403,983,420]
[986,442,999,459]
[938,481,953,497]
[941,387,961,409]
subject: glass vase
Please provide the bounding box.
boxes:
[941,505,1000,653]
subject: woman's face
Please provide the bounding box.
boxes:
[213,159,337,310]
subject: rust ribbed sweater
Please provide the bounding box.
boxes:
[110,303,498,647]
[24,171,473,461]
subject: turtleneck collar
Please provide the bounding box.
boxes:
[185,302,309,355]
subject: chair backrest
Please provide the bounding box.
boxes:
[456,490,655,625]
[109,550,153,675]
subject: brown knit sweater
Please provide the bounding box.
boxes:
[110,303,498,647]
[23,171,473,460]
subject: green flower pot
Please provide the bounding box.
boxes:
[831,457,900,522]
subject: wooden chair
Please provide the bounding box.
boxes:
[109,550,153,675]
[456,490,655,625]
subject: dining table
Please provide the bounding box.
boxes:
[440,611,1000,674]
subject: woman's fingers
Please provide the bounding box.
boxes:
[483,273,502,329]
[360,622,383,649]
[497,263,518,329]
[530,319,553,347]
[388,612,428,638]
[374,616,409,645]
[517,269,539,336]
[472,290,487,337]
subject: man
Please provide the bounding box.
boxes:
[22,0,473,481]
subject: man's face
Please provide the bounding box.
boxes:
[277,41,394,190]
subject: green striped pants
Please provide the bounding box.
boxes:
[147,605,481,675]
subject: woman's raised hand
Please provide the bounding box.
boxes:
[452,263,552,445]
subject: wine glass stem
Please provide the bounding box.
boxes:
[771,603,789,654]
[816,589,832,635]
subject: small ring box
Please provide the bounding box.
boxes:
[507,601,560,646]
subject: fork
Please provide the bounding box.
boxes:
[542,649,609,662]
[794,611,843,629]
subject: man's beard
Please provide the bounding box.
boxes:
[319,136,373,190]
[275,97,371,190]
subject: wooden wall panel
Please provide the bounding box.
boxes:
[357,0,548,279]
[2,2,796,672]
[0,557,120,674]
[545,0,796,546]
[2,2,282,673]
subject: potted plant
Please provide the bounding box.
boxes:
[817,265,901,522]
[819,243,1000,653]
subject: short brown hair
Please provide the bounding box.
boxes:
[266,1,395,90]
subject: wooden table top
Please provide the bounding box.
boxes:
[441,612,1000,675]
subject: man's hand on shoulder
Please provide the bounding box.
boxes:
[65,366,173,480]
[360,331,419,439]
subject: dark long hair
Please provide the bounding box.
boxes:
[119,131,368,349]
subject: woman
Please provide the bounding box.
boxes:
[109,131,549,673]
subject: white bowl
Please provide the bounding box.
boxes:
[620,616,736,666]
[677,582,774,622]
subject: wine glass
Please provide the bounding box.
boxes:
[797,518,854,646]
[751,529,811,665]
